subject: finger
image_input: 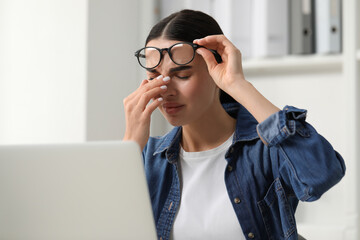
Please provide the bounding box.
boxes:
[194,35,235,55]
[126,85,164,116]
[126,79,150,101]
[143,97,163,117]
[193,35,225,48]
[141,75,171,93]
[196,48,218,70]
[128,75,170,102]
[194,34,229,47]
[138,85,168,110]
[140,79,148,86]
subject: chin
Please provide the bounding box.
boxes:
[165,118,184,127]
[162,114,189,127]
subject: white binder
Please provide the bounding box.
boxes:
[212,0,232,38]
[315,0,342,54]
[231,0,253,58]
[251,0,289,58]
[212,0,252,58]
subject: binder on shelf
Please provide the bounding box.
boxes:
[290,0,316,54]
[315,0,342,54]
[230,0,252,58]
[212,0,232,39]
[212,0,252,58]
[251,0,289,58]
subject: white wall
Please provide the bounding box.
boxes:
[86,0,140,141]
[86,0,169,141]
[0,0,165,143]
[0,0,87,144]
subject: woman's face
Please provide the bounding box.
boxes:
[146,38,219,127]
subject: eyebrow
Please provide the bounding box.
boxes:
[169,65,192,73]
[146,65,193,74]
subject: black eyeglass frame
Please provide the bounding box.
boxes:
[134,42,222,70]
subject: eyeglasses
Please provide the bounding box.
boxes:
[134,42,222,70]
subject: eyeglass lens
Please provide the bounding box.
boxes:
[138,43,195,69]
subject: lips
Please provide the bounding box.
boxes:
[162,102,185,115]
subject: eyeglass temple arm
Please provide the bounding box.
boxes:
[134,51,146,58]
[196,46,222,64]
[209,49,222,64]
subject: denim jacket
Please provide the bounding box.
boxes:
[142,103,346,240]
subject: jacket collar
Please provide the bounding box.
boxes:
[224,102,260,143]
[153,102,259,162]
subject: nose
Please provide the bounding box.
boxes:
[160,77,177,98]
[155,56,177,98]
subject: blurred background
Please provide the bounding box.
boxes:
[0,0,359,239]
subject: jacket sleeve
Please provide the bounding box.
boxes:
[256,106,346,202]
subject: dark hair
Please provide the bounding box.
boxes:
[146,9,236,104]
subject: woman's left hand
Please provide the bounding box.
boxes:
[193,35,246,95]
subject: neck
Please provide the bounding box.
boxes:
[181,102,236,152]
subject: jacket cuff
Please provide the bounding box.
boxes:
[256,106,308,147]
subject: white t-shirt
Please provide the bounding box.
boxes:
[171,133,245,240]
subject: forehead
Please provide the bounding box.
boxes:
[146,38,182,48]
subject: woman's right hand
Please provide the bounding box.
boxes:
[123,75,170,150]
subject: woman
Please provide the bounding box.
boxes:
[123,9,345,240]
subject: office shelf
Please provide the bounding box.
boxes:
[242,54,343,75]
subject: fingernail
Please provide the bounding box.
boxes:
[156,75,163,79]
[158,97,163,101]
[194,39,199,42]
[163,76,170,82]
[160,85,167,90]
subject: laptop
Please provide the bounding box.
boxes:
[0,141,157,240]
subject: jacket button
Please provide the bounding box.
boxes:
[227,165,233,172]
[229,147,234,153]
[248,232,255,238]
[234,198,241,204]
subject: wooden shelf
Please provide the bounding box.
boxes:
[242,54,343,75]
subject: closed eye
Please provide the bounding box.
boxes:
[176,75,190,80]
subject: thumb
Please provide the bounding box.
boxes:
[196,48,217,70]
